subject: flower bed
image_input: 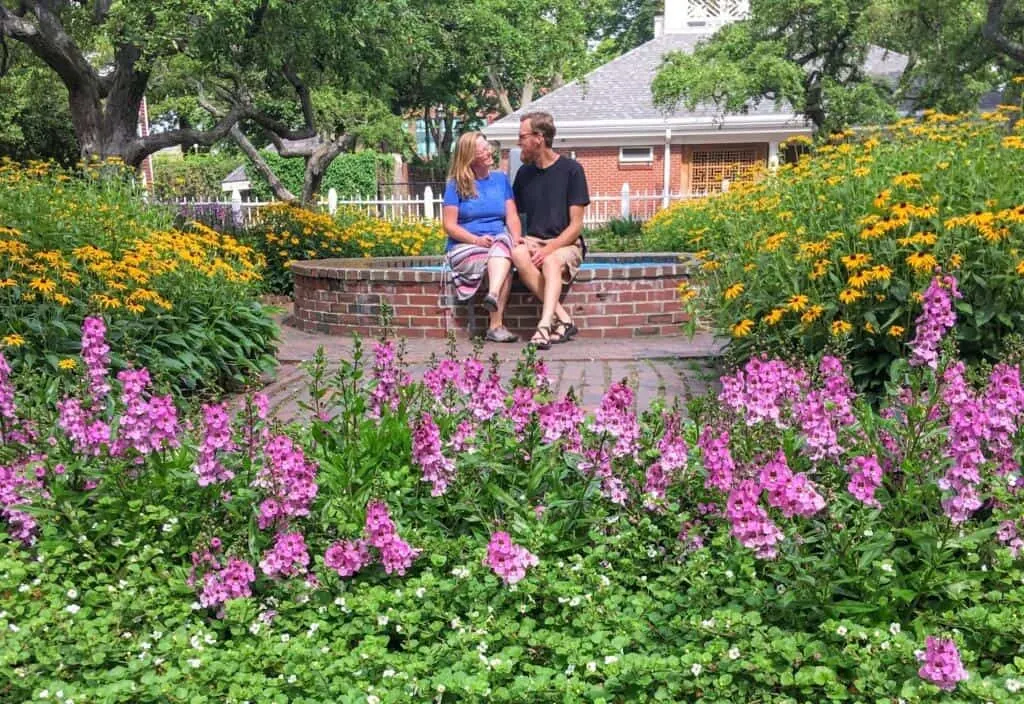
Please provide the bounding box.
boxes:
[0,159,276,394]
[2,286,1023,700]
[644,104,1024,390]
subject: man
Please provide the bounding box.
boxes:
[511,111,590,350]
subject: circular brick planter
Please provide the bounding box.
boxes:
[289,253,696,340]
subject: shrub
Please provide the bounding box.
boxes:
[644,104,1024,390]
[151,152,246,201]
[3,300,1024,700]
[0,158,277,393]
[584,216,645,252]
[248,150,391,201]
[247,203,446,295]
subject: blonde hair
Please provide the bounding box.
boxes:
[448,131,488,200]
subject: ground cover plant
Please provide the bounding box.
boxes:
[644,100,1024,390]
[246,204,445,295]
[0,159,277,394]
[2,282,1024,702]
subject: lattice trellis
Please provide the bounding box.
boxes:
[689,146,764,194]
[684,0,750,21]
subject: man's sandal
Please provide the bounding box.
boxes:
[550,318,579,344]
[529,324,552,351]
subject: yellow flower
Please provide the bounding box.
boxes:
[724,283,745,301]
[53,293,72,306]
[801,305,824,324]
[764,308,786,326]
[892,172,922,188]
[58,358,77,370]
[0,278,16,288]
[701,260,721,272]
[888,326,905,337]
[841,253,872,271]
[678,283,698,302]
[787,294,809,312]
[810,259,830,280]
[731,319,754,337]
[848,271,872,289]
[873,189,891,208]
[29,277,57,294]
[2,333,25,347]
[831,320,853,336]
[865,322,876,334]
[839,288,865,304]
[906,252,938,274]
[853,167,871,177]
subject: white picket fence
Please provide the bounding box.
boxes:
[164,182,712,229]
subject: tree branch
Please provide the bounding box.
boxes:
[282,62,316,133]
[983,0,1024,63]
[131,101,251,161]
[486,64,514,115]
[229,124,298,202]
[2,1,109,97]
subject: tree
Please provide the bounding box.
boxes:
[651,0,1023,134]
[589,0,663,66]
[0,1,252,167]
[0,43,78,163]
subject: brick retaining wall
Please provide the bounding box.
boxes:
[290,254,695,340]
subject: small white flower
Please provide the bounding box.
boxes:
[66,588,78,599]
[38,690,49,699]
[776,584,786,594]
[287,675,297,684]
[586,661,597,672]
[121,631,132,639]
[691,663,703,677]
[981,564,988,572]
[880,561,894,573]
[54,690,62,699]
[190,601,201,611]
[152,631,163,640]
[1006,679,1022,693]
[377,615,389,627]
[140,641,152,651]
[187,658,202,668]
[415,587,426,598]
[728,647,741,660]
[488,657,502,668]
[880,641,891,650]
[565,664,576,676]
[477,641,488,653]
[281,633,290,643]
[9,624,19,633]
[569,596,581,607]
[604,655,619,665]
[383,669,396,678]
[701,618,715,629]
[451,567,470,579]
[18,584,29,593]
[599,575,611,587]
[204,633,216,645]
[889,622,901,635]
[724,570,734,579]
[65,604,80,614]
[863,529,873,537]
[366,695,380,704]
[320,646,329,653]
[154,657,165,666]
[249,622,261,635]
[190,635,203,650]
[836,626,848,636]
[334,597,346,606]
[436,685,446,694]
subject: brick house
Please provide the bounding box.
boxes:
[484,0,906,213]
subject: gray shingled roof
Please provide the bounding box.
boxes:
[222,165,249,184]
[489,35,909,127]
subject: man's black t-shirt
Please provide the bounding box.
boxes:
[513,156,590,239]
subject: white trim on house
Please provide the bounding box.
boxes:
[486,115,812,149]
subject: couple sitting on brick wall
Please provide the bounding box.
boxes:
[442,111,590,350]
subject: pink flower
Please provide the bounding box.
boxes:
[324,539,372,578]
[259,531,310,579]
[917,636,969,691]
[365,501,420,575]
[483,531,538,585]
[412,414,456,496]
[909,276,961,369]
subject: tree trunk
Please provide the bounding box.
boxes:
[229,125,297,202]
[300,136,353,205]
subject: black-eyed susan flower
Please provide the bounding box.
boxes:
[764,308,786,326]
[831,320,853,336]
[731,319,754,337]
[801,305,824,324]
[888,326,905,337]
[906,252,938,274]
[1,333,25,347]
[58,358,77,370]
[839,288,865,304]
[841,253,872,271]
[723,283,745,301]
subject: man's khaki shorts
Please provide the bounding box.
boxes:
[522,236,584,284]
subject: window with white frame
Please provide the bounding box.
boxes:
[619,146,654,164]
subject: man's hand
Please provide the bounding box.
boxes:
[530,242,553,267]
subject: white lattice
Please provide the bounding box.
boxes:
[685,0,749,20]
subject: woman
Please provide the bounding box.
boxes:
[442,132,523,343]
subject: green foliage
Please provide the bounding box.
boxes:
[644,107,1024,391]
[651,0,903,131]
[0,46,79,165]
[584,217,645,252]
[152,152,246,201]
[0,159,277,394]
[249,151,389,201]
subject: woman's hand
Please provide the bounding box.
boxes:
[474,235,492,247]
